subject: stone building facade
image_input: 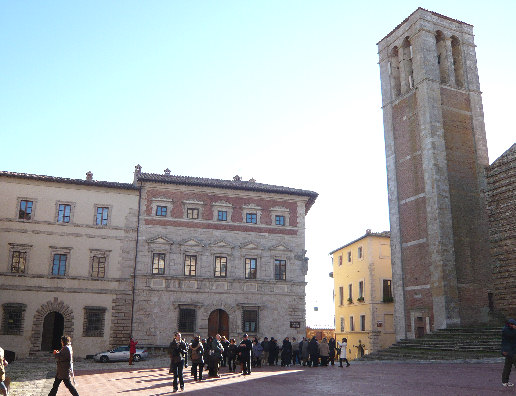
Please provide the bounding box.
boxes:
[0,171,139,358]
[131,167,318,345]
[487,144,516,317]
[0,168,317,358]
[378,8,493,340]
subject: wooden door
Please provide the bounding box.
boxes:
[208,309,229,338]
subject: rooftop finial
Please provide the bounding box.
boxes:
[164,168,171,175]
[85,171,93,181]
[233,175,242,181]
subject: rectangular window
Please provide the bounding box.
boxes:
[58,204,71,223]
[245,258,257,279]
[347,251,351,262]
[359,281,364,298]
[83,307,106,337]
[178,308,196,333]
[338,256,342,266]
[11,251,26,273]
[350,316,355,332]
[184,255,197,276]
[91,256,106,278]
[215,256,227,278]
[19,200,33,220]
[187,208,199,219]
[1,303,26,335]
[275,215,285,226]
[339,286,344,305]
[242,309,258,332]
[340,317,345,332]
[383,279,393,301]
[348,284,353,300]
[360,315,366,331]
[152,253,165,275]
[358,246,363,259]
[274,259,286,280]
[156,206,167,217]
[217,210,227,221]
[246,213,257,224]
[96,207,109,226]
[52,254,67,275]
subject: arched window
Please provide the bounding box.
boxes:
[451,36,464,88]
[435,31,449,84]
[402,37,414,93]
[389,46,401,98]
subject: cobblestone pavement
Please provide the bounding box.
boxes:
[4,357,512,396]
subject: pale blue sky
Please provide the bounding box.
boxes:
[1,1,514,326]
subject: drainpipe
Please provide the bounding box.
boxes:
[130,181,142,337]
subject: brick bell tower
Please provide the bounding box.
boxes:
[377,8,493,340]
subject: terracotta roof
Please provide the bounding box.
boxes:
[329,230,390,255]
[0,171,137,190]
[377,7,473,45]
[137,172,318,212]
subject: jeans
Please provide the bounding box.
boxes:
[191,363,203,380]
[503,355,516,383]
[170,361,184,390]
[48,377,79,396]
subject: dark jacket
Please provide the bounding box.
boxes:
[212,338,223,358]
[502,324,516,356]
[239,339,253,357]
[227,343,238,359]
[55,345,74,379]
[281,340,292,360]
[261,340,270,352]
[308,338,319,358]
[190,342,204,364]
[169,339,188,363]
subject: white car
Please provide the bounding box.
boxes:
[94,346,149,363]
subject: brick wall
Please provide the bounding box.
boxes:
[487,144,516,317]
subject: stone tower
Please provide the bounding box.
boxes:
[377,8,492,340]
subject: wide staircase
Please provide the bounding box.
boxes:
[359,327,502,361]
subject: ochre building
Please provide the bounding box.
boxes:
[330,230,395,360]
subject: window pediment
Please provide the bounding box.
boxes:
[147,236,173,245]
[181,238,205,247]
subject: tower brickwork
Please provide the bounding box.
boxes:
[377,8,493,340]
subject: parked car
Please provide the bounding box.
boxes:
[94,346,148,363]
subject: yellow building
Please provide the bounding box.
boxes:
[330,230,394,360]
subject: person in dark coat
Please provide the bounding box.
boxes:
[301,337,309,366]
[502,319,516,386]
[208,334,223,378]
[268,338,278,366]
[261,337,270,366]
[280,337,292,367]
[189,336,204,381]
[308,336,319,367]
[48,335,79,396]
[239,334,253,375]
[168,332,188,392]
[221,336,230,367]
[227,338,238,372]
[329,338,336,366]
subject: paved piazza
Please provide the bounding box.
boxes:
[4,357,511,395]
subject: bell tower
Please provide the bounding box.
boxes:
[377,8,492,340]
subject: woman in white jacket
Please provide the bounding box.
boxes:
[337,338,350,367]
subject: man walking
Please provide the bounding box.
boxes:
[502,319,516,387]
[48,336,79,396]
[168,332,188,392]
[239,334,253,375]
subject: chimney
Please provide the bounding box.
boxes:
[134,164,142,185]
[366,229,372,234]
[86,171,93,181]
[233,175,242,181]
[164,168,171,175]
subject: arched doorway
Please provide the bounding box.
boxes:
[41,312,64,351]
[208,309,229,338]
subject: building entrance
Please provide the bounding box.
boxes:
[208,309,229,338]
[41,312,64,351]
